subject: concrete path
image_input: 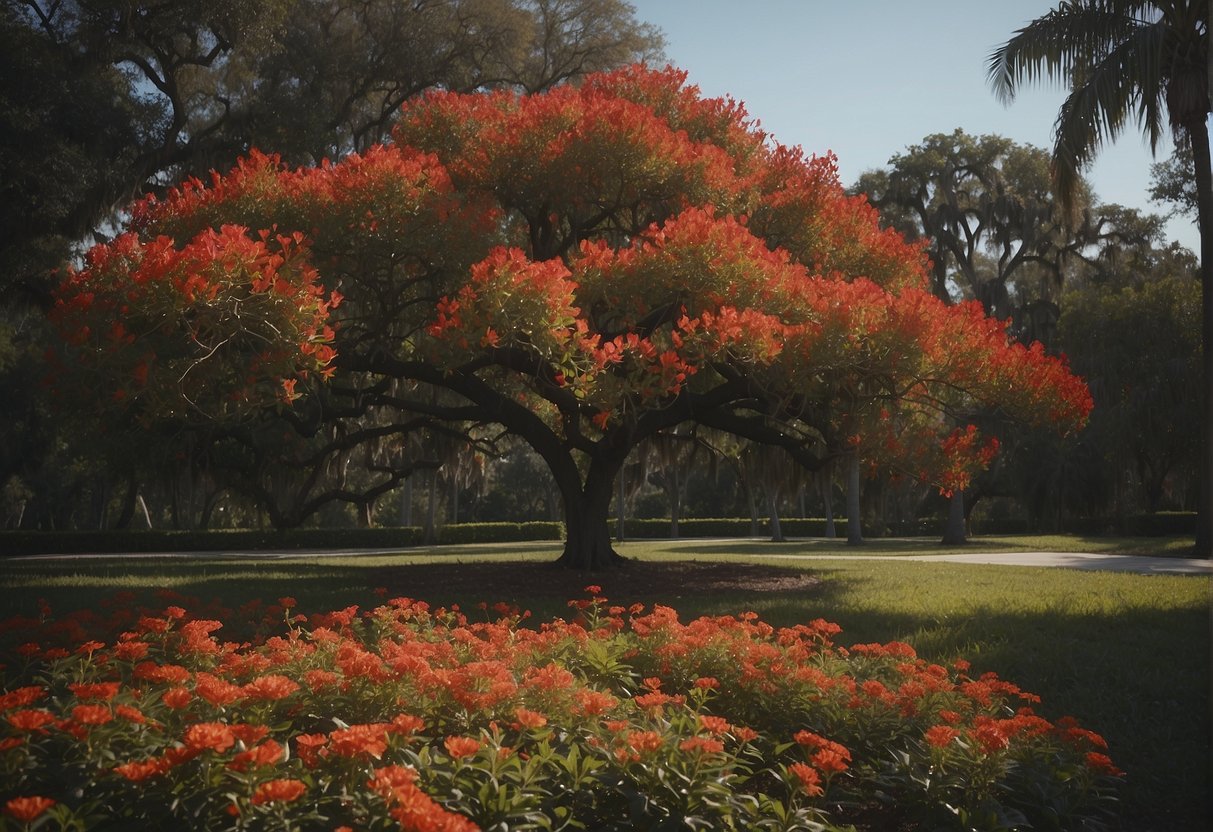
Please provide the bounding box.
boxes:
[758,551,1213,574]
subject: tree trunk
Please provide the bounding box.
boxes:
[424,469,438,545]
[113,471,138,530]
[1188,113,1213,558]
[137,494,154,529]
[819,474,836,539]
[668,463,681,539]
[941,490,967,545]
[846,454,864,545]
[615,464,627,542]
[556,461,626,570]
[400,476,413,526]
[766,488,784,542]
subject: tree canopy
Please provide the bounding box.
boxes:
[50,66,1093,567]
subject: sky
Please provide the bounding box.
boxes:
[628,0,1200,253]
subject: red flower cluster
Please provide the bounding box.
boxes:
[0,589,1121,830]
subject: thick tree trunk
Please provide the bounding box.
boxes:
[846,454,863,545]
[1189,114,1213,558]
[615,464,627,542]
[556,463,626,570]
[941,490,967,545]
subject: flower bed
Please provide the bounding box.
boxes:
[0,587,1121,830]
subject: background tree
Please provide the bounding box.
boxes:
[989,0,1211,556]
[7,0,662,531]
[1059,268,1201,516]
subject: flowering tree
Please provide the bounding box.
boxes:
[52,66,1092,568]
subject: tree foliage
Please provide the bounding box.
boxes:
[51,67,1093,567]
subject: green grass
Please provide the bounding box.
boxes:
[1,537,1208,830]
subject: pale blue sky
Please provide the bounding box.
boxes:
[630,0,1199,252]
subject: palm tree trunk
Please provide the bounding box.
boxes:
[1190,115,1213,558]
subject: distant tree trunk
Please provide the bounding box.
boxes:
[766,489,784,542]
[400,476,413,526]
[113,471,138,530]
[746,480,760,537]
[424,469,438,544]
[846,455,863,546]
[941,490,967,545]
[668,463,682,538]
[137,494,153,529]
[819,474,836,539]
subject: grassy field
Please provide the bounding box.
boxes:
[1,536,1208,830]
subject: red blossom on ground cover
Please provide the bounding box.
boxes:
[0,589,1121,830]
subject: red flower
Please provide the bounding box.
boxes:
[184,722,237,753]
[7,709,55,732]
[925,725,960,748]
[388,713,425,736]
[241,674,299,701]
[329,724,390,759]
[812,746,851,774]
[0,686,45,710]
[251,778,307,805]
[161,687,192,709]
[1086,752,1125,777]
[113,759,163,782]
[294,733,328,767]
[512,707,547,730]
[4,796,55,822]
[70,703,113,725]
[68,681,120,701]
[679,736,724,754]
[444,735,482,759]
[787,762,823,797]
[229,740,283,771]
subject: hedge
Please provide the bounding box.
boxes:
[0,523,563,557]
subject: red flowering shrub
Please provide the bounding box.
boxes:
[0,589,1120,831]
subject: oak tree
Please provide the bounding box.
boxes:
[52,66,1093,567]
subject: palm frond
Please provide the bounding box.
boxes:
[988,1,1146,104]
[1051,18,1170,209]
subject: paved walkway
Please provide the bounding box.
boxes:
[757,551,1213,574]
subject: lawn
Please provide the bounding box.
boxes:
[1,536,1208,830]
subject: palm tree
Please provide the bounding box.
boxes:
[988,1,1211,556]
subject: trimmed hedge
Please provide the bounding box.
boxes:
[0,522,563,557]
